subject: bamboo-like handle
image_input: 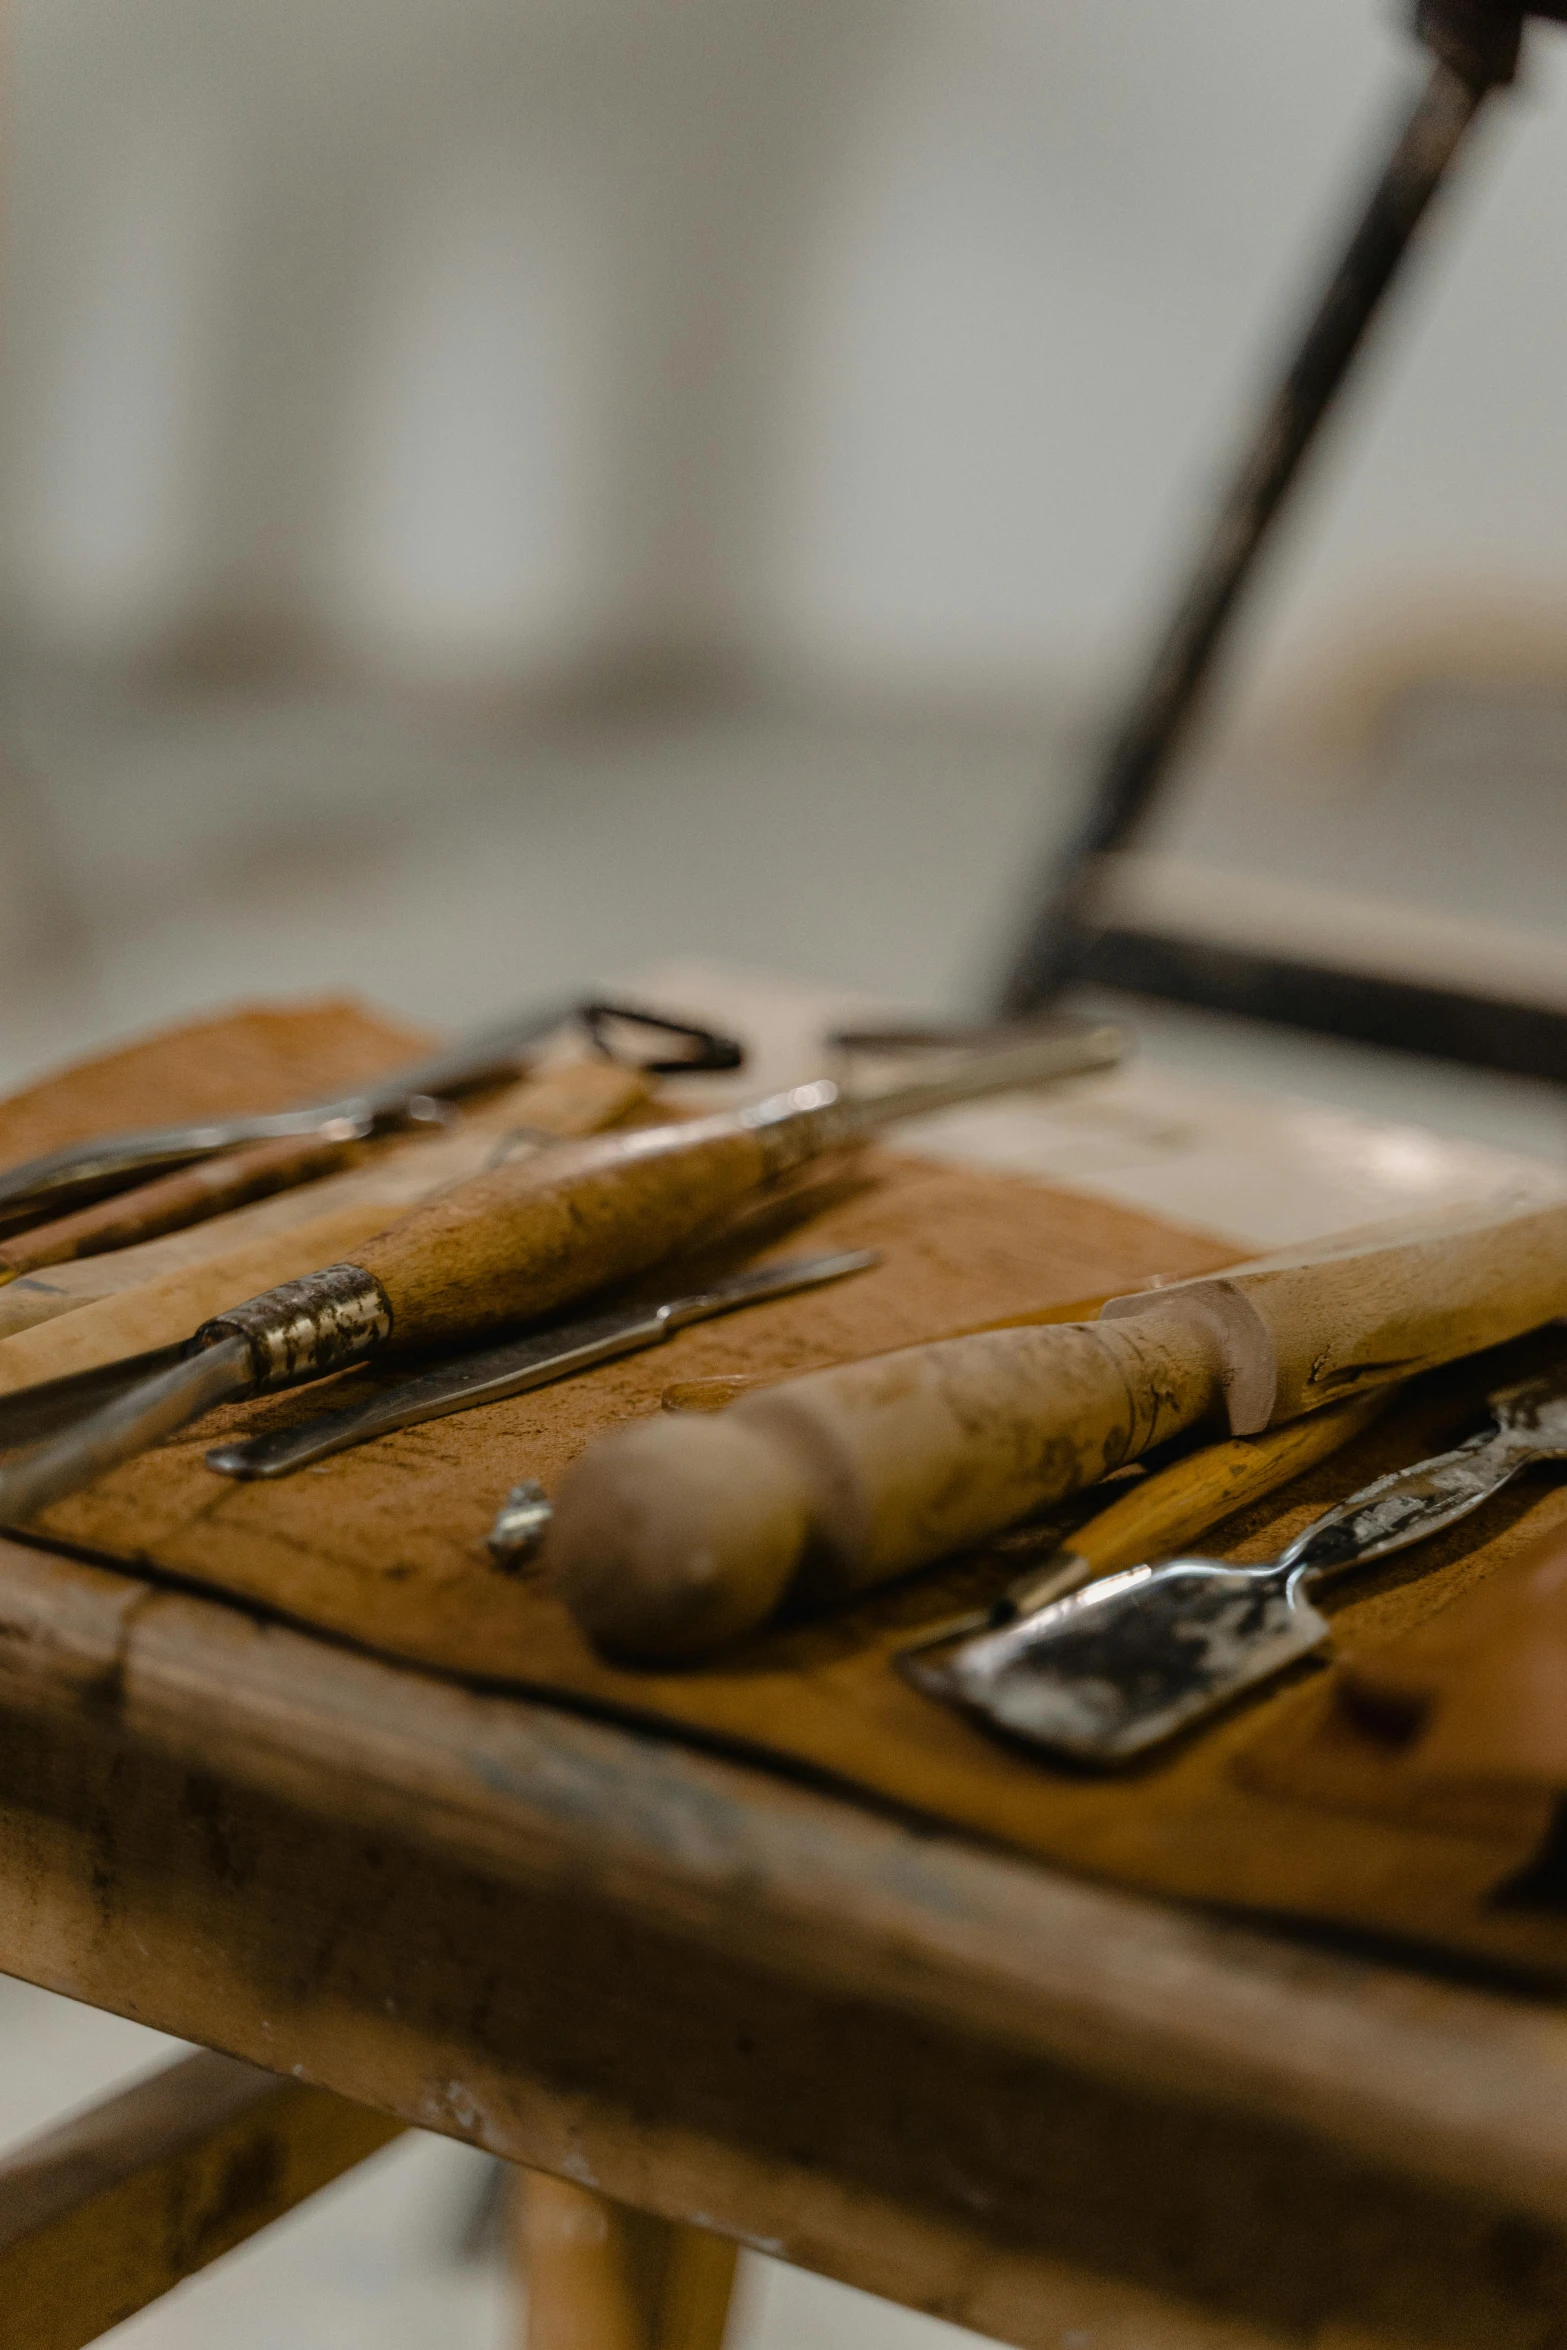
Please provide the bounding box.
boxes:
[0,1133,363,1280]
[549,1301,1229,1661]
[352,1113,789,1352]
[1015,1388,1392,1612]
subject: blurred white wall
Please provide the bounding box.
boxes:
[3,0,1567,706]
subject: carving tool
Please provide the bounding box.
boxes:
[0,996,743,1235]
[896,1391,1392,1666]
[546,1198,1567,1660]
[205,1251,878,1481]
[912,1363,1567,1763]
[0,1060,650,1348]
[0,1019,1120,1524]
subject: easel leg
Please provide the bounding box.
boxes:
[511,2169,738,2350]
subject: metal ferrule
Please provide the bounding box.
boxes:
[739,1081,864,1180]
[194,1262,393,1392]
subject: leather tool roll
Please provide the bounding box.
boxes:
[1338,1527,1567,1791]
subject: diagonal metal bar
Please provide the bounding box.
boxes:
[1001,54,1497,1015]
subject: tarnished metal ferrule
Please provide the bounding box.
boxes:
[194,1262,393,1392]
[740,1081,865,1181]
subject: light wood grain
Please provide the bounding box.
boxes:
[0,2050,402,2350]
[551,1198,1567,1660]
[514,2175,736,2350]
[353,1114,781,1351]
[1105,1197,1567,1430]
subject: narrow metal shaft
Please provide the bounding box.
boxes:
[0,1335,252,1526]
[1000,57,1493,1015]
[845,1020,1125,1131]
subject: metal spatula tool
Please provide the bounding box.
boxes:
[907,1366,1567,1765]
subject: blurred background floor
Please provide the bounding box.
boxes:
[2,663,1565,1162]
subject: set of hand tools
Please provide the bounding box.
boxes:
[1,991,1564,1772]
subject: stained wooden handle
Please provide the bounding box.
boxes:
[550,1196,1567,1662]
[549,1300,1230,1661]
[1015,1387,1393,1611]
[0,1133,363,1280]
[353,1113,786,1353]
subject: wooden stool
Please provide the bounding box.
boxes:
[0,2052,738,2350]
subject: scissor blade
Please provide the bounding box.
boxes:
[207,1248,878,1480]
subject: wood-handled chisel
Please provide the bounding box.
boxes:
[0,1020,1120,1524]
[545,1195,1567,1660]
[916,1366,1567,1765]
[204,1250,877,1480]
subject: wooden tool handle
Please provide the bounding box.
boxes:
[1028,1388,1392,1608]
[549,1300,1230,1661]
[0,1133,362,1280]
[352,1113,787,1353]
[1104,1198,1567,1432]
[0,1061,653,1394]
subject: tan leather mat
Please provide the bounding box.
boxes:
[13,1001,1567,1985]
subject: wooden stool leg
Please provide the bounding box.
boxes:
[511,2169,737,2350]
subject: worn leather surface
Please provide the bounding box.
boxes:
[11,1001,1567,1984]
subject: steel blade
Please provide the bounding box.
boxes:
[0,1335,254,1525]
[917,1561,1329,1764]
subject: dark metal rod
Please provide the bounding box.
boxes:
[1000,56,1496,1016]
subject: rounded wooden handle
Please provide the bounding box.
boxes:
[549,1300,1228,1661]
[352,1114,779,1353]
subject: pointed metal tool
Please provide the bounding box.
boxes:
[0,1018,1116,1528]
[0,996,746,1235]
[205,1251,878,1481]
[906,1365,1567,1765]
